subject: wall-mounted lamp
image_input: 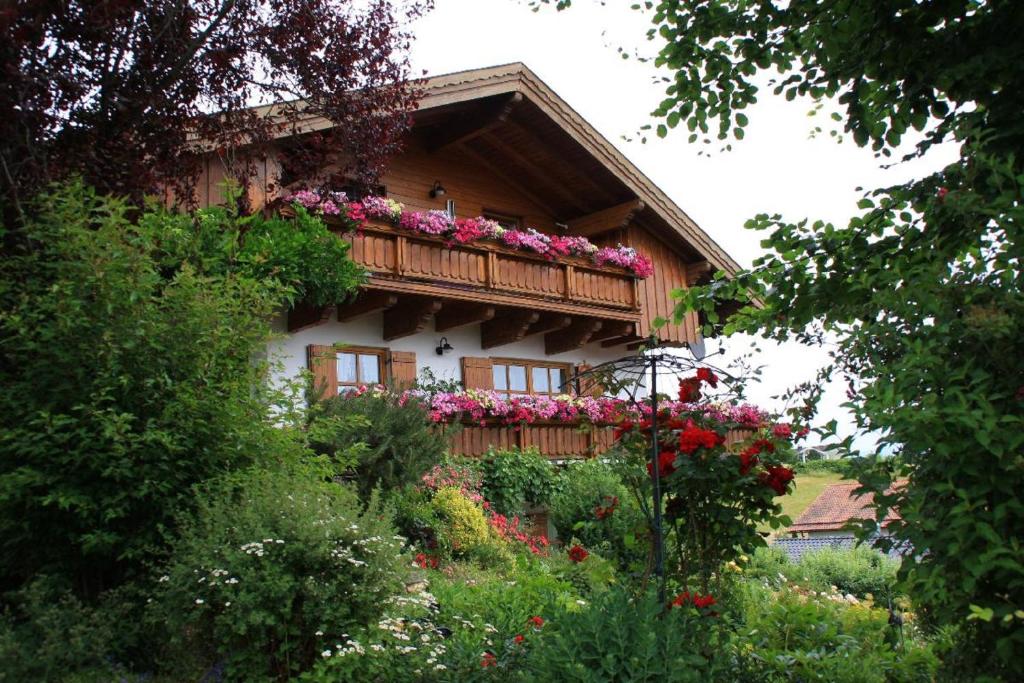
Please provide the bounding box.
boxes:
[429,180,446,199]
[435,337,454,356]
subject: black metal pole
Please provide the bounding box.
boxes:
[649,348,665,605]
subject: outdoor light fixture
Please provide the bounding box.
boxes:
[429,180,446,198]
[435,337,454,356]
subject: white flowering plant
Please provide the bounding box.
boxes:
[150,463,411,681]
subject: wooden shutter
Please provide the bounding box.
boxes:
[576,362,604,397]
[461,357,494,390]
[389,351,417,390]
[307,345,337,400]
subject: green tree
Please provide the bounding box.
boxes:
[0,183,362,598]
[537,0,1024,676]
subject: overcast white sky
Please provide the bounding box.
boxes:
[407,0,958,451]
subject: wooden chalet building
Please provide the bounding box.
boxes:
[195,63,743,458]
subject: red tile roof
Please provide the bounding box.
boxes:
[788,481,904,533]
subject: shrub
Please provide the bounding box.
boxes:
[479,447,556,517]
[0,577,136,682]
[792,458,858,477]
[794,546,900,600]
[548,459,646,572]
[431,487,512,567]
[524,586,727,682]
[729,580,938,683]
[308,389,445,498]
[0,183,304,596]
[152,464,409,682]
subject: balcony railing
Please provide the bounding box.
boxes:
[342,221,640,316]
[444,420,757,460]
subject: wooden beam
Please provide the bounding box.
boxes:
[477,131,590,214]
[383,298,442,340]
[685,260,713,286]
[545,319,602,355]
[481,310,540,349]
[503,119,611,200]
[566,199,645,237]
[436,303,495,332]
[425,93,522,152]
[601,334,640,348]
[337,291,398,321]
[458,144,561,218]
[590,321,634,343]
[526,313,573,337]
[287,303,335,332]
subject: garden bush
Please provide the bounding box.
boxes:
[308,389,445,498]
[792,458,858,477]
[151,463,409,682]
[523,586,727,682]
[729,580,938,683]
[548,459,646,572]
[431,487,513,567]
[479,447,556,517]
[0,183,306,597]
[747,546,900,600]
[0,577,138,682]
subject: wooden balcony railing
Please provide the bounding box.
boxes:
[445,421,757,460]
[343,221,640,316]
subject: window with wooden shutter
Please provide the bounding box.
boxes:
[307,344,338,400]
[575,362,605,397]
[460,357,494,390]
[389,351,417,389]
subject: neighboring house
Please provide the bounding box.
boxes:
[195,63,742,459]
[773,481,908,561]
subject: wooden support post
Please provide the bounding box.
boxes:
[337,291,398,321]
[565,199,645,237]
[481,310,540,349]
[436,303,496,332]
[589,321,634,343]
[545,319,602,355]
[287,303,335,332]
[525,314,572,337]
[383,298,443,340]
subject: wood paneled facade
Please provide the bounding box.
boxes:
[199,64,746,459]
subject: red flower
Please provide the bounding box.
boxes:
[647,449,678,478]
[796,426,810,439]
[772,423,793,439]
[738,447,760,475]
[760,465,795,495]
[568,544,589,563]
[529,616,545,629]
[594,495,619,520]
[696,367,719,388]
[513,634,525,645]
[613,420,634,441]
[670,591,691,608]
[678,425,724,454]
[937,187,949,200]
[481,652,497,668]
[693,594,717,609]
[678,377,702,402]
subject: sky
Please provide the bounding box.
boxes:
[406,0,958,451]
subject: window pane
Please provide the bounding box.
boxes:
[359,354,380,384]
[532,366,549,393]
[337,353,357,383]
[551,368,565,394]
[509,365,527,391]
[493,364,507,391]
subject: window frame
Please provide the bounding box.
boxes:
[490,357,573,398]
[481,210,523,231]
[334,345,388,391]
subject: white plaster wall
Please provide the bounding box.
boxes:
[269,311,633,390]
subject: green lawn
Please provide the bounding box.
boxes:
[761,471,846,536]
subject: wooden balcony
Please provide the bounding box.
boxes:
[302,220,645,352]
[445,421,757,460]
[346,220,639,311]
